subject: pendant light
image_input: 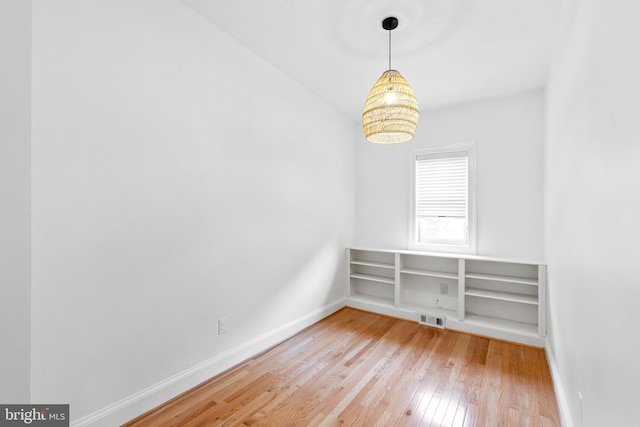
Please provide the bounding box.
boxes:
[362,17,419,144]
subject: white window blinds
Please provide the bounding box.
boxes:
[415,151,468,218]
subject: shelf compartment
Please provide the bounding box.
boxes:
[350,249,395,267]
[351,260,395,270]
[463,314,538,336]
[465,288,538,305]
[465,272,538,286]
[349,292,395,308]
[400,274,458,314]
[400,254,458,277]
[400,268,457,280]
[350,273,395,285]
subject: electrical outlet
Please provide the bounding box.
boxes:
[218,317,229,335]
[440,283,448,294]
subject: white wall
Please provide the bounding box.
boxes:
[545,1,640,426]
[0,0,31,403]
[355,90,544,260]
[30,0,355,423]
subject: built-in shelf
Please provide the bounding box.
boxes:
[465,273,538,286]
[463,314,538,336]
[465,288,538,305]
[350,273,395,285]
[349,292,395,308]
[400,268,458,280]
[346,247,546,347]
[350,260,395,270]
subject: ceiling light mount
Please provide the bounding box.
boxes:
[382,16,399,31]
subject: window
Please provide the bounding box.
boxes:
[410,144,476,253]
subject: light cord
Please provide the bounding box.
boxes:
[388,29,392,70]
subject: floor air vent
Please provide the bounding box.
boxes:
[419,313,446,329]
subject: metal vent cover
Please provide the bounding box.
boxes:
[419,313,446,329]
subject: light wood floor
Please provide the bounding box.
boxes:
[124,308,560,426]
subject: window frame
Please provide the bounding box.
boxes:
[409,143,477,254]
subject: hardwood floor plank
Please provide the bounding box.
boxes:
[370,327,439,426]
[415,330,459,426]
[431,333,471,426]
[337,320,422,424]
[361,327,436,425]
[396,330,446,425]
[123,308,560,427]
[462,402,479,427]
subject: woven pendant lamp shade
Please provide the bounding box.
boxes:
[362,69,419,144]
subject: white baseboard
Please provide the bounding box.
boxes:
[545,339,574,427]
[72,298,346,427]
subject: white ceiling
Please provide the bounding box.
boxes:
[181,0,560,121]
